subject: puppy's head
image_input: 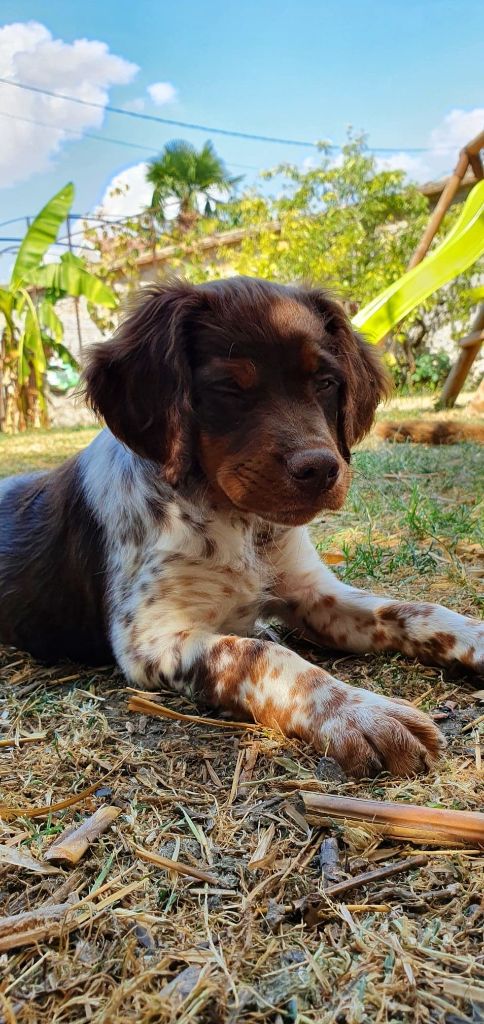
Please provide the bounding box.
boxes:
[84,277,390,525]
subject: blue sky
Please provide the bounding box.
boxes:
[0,0,483,274]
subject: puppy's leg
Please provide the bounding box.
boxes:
[114,617,443,777]
[274,528,483,673]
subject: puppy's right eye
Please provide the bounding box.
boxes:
[315,375,338,394]
[210,378,244,396]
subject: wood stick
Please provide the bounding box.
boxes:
[0,733,46,748]
[408,149,469,269]
[324,854,428,899]
[0,782,102,822]
[458,328,484,349]
[134,845,219,885]
[0,899,80,953]
[462,711,484,733]
[438,303,484,408]
[128,690,262,733]
[0,880,145,952]
[44,806,122,865]
[300,792,484,847]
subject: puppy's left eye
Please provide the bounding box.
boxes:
[211,379,244,396]
[315,375,338,392]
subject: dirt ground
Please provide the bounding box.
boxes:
[0,396,483,1023]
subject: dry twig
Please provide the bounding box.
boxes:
[134,845,219,885]
[44,806,122,865]
[301,792,484,846]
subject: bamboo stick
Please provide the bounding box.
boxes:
[127,689,262,733]
[300,792,484,847]
[44,806,122,865]
[0,733,46,748]
[134,845,219,885]
[323,854,428,898]
[462,711,484,734]
[0,782,103,822]
[0,900,80,953]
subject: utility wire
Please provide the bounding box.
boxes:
[0,77,431,153]
[0,108,162,153]
[0,108,258,170]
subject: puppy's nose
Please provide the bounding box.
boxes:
[286,449,340,490]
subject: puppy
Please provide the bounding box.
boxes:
[1,278,482,776]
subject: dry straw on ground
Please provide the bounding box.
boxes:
[1,640,483,1024]
[0,409,483,1022]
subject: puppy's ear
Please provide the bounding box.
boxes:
[83,282,201,484]
[307,290,391,458]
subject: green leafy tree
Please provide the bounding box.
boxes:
[180,135,480,386]
[187,138,429,292]
[0,183,117,432]
[146,140,241,230]
[87,135,481,388]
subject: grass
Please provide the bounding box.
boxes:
[312,441,483,614]
[0,425,98,477]
[0,401,483,1023]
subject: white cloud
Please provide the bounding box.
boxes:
[301,109,483,185]
[98,160,216,221]
[429,107,484,157]
[124,97,145,113]
[375,108,483,184]
[98,162,152,218]
[0,20,138,188]
[147,81,177,106]
[375,151,431,180]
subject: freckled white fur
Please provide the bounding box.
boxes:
[273,527,483,665]
[79,429,481,770]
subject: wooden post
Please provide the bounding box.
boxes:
[437,303,484,409]
[411,129,484,409]
[408,152,469,268]
[408,129,484,270]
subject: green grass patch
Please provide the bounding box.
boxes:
[0,421,482,614]
[0,425,99,477]
[312,441,483,612]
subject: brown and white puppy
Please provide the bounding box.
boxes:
[0,278,482,776]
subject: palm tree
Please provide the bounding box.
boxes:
[146,140,241,230]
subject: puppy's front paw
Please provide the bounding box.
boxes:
[309,680,445,777]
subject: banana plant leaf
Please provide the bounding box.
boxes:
[353,180,484,343]
[47,338,79,369]
[18,289,47,388]
[12,183,75,286]
[30,252,117,308]
[39,300,64,342]
[0,286,14,333]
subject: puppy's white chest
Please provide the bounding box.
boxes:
[185,517,274,635]
[217,560,272,635]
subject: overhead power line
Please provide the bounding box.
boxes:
[0,107,259,171]
[0,108,162,153]
[0,77,431,153]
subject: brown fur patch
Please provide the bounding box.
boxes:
[374,419,484,445]
[211,357,259,389]
[0,458,110,663]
